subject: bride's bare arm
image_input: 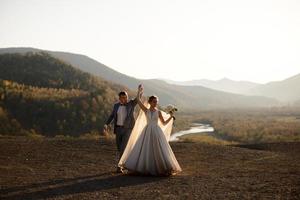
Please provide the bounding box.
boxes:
[158,111,173,125]
[137,85,148,112]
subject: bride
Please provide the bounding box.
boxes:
[118,85,182,176]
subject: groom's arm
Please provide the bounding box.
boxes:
[130,90,142,107]
[105,104,116,125]
[131,97,138,106]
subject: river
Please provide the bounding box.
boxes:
[170,123,214,141]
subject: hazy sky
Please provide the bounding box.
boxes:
[1,0,300,83]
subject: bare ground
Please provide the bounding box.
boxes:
[0,136,299,199]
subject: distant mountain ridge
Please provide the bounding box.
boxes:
[162,78,260,94]
[162,74,300,104]
[0,47,279,110]
[246,73,300,102]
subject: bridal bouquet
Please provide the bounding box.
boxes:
[164,104,178,120]
[165,104,178,114]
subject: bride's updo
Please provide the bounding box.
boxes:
[148,95,158,103]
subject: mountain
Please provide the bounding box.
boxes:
[0,47,278,110]
[0,52,127,136]
[0,47,139,89]
[163,73,300,104]
[162,78,260,94]
[246,73,300,103]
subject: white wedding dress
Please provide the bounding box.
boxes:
[118,106,182,176]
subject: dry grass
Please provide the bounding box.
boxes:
[26,130,45,140]
[179,108,300,144]
[0,137,299,199]
[78,131,101,140]
[178,133,237,145]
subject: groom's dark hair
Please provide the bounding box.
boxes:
[119,91,128,97]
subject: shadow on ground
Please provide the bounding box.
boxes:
[1,172,165,199]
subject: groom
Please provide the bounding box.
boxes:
[103,86,142,173]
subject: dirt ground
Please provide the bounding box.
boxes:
[0,136,299,199]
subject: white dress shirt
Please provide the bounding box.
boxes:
[117,105,127,126]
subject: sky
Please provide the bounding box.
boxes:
[1,0,300,84]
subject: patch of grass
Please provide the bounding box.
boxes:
[180,108,300,144]
[26,129,45,139]
[79,131,101,140]
[178,133,237,145]
[54,134,75,140]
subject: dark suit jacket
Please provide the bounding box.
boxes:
[105,98,138,133]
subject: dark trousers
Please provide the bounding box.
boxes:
[115,126,132,159]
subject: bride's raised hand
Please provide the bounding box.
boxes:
[136,84,147,112]
[138,84,143,93]
[138,84,144,97]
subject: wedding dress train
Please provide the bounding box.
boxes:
[118,108,182,176]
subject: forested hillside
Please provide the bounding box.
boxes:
[0,53,128,137]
